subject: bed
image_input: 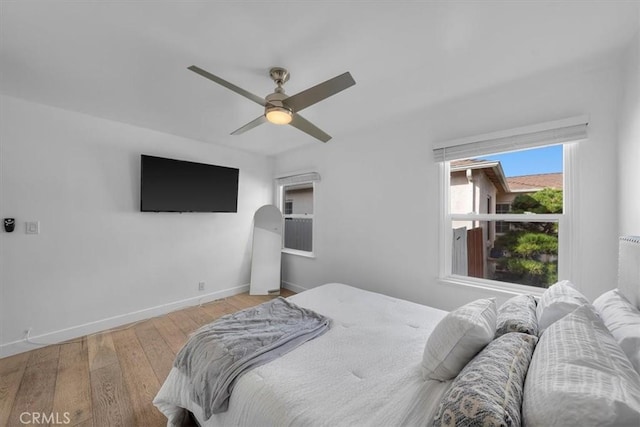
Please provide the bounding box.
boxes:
[154,236,640,426]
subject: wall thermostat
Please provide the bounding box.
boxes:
[4,218,15,232]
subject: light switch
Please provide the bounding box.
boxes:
[25,221,40,234]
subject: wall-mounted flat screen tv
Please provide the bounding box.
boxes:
[140,155,239,212]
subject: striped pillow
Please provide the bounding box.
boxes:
[523,305,640,426]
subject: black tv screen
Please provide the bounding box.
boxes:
[140,155,239,212]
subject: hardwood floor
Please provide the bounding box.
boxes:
[0,289,294,427]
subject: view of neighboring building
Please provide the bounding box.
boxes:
[450,158,563,286]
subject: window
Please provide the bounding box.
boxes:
[496,203,510,214]
[276,173,320,255]
[282,184,313,252]
[495,203,511,234]
[434,116,588,291]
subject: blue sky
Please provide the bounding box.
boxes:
[478,145,563,177]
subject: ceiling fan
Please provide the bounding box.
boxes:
[188,65,355,142]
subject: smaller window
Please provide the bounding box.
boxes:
[281,183,313,252]
[276,172,320,255]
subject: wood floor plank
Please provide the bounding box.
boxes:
[151,316,187,355]
[0,351,29,376]
[183,305,216,327]
[167,309,200,335]
[90,359,134,427]
[134,322,175,382]
[225,293,262,310]
[7,355,59,426]
[1,369,26,427]
[26,343,60,366]
[281,288,295,298]
[73,418,95,427]
[53,339,92,426]
[0,353,29,427]
[111,328,165,426]
[227,292,277,310]
[87,332,119,372]
[200,299,237,320]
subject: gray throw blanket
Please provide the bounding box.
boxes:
[174,297,331,419]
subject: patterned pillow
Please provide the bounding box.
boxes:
[432,332,537,427]
[495,294,538,337]
[523,305,640,426]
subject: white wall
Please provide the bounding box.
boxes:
[619,29,640,237]
[275,51,625,309]
[450,172,472,214]
[0,95,273,356]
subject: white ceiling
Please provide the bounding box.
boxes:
[1,1,638,156]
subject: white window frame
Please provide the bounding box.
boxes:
[435,117,586,295]
[275,173,319,258]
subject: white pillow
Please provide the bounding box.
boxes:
[523,305,640,427]
[536,280,591,334]
[593,289,640,374]
[422,298,496,381]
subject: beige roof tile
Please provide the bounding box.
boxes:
[506,173,563,191]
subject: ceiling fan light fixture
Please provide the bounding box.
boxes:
[265,106,293,125]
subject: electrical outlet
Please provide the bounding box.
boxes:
[198,282,205,291]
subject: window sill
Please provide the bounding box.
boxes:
[438,275,546,298]
[282,248,316,259]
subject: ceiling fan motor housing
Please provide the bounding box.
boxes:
[265,91,289,108]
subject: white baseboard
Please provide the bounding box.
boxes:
[281,280,309,294]
[0,284,249,359]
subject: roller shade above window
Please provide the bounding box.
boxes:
[432,115,588,162]
[275,172,321,186]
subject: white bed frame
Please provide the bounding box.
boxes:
[618,236,640,310]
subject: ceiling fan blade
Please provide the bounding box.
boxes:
[230,115,267,135]
[283,72,355,113]
[289,114,331,142]
[188,65,266,107]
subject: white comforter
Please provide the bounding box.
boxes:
[154,283,451,426]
